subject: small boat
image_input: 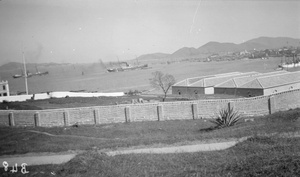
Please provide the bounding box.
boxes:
[13,74,22,78]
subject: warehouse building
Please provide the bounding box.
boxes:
[172,72,258,96]
[237,71,300,96]
[214,71,287,97]
[172,70,299,98]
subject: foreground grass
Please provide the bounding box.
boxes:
[0,108,299,176]
[0,108,299,156]
[1,137,299,177]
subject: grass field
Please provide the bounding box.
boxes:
[0,108,299,176]
[23,137,299,177]
[2,57,300,94]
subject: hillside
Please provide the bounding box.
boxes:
[171,47,199,58]
[242,36,300,49]
[136,53,170,61]
[137,36,300,60]
[197,42,241,53]
[0,62,23,71]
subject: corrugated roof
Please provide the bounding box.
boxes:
[215,79,237,87]
[175,72,242,86]
[191,72,258,87]
[192,80,205,87]
[187,72,242,85]
[240,79,263,88]
[187,75,215,85]
[215,72,242,76]
[240,71,300,89]
[216,71,287,88]
[174,80,188,86]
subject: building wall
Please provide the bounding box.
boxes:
[215,87,264,97]
[263,82,300,96]
[172,86,205,96]
[235,88,264,97]
[1,89,300,127]
[0,81,9,97]
[214,87,236,95]
[204,87,214,94]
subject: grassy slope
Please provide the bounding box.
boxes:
[0,109,299,176]
[0,108,299,156]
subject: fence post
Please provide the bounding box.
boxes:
[157,105,163,121]
[228,101,234,110]
[34,112,41,127]
[8,112,15,127]
[125,107,131,123]
[269,96,276,114]
[192,103,198,119]
[94,108,100,125]
[64,110,69,126]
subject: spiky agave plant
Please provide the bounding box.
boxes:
[210,107,241,128]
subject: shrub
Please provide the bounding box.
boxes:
[210,107,241,128]
[126,90,141,96]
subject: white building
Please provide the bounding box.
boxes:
[0,80,10,97]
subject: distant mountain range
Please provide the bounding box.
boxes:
[1,37,300,69]
[0,62,70,72]
[136,37,300,61]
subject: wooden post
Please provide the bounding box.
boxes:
[192,103,198,119]
[93,109,100,125]
[125,107,131,123]
[34,112,41,127]
[157,105,163,121]
[228,101,234,110]
[269,96,276,114]
[8,112,15,127]
[63,111,69,126]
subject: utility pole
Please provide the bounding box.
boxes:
[22,49,29,95]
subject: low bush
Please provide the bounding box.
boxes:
[126,89,141,96]
[210,107,241,129]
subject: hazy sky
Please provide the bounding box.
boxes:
[0,0,299,65]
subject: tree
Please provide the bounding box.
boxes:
[150,71,176,102]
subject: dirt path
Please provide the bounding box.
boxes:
[104,137,249,156]
[104,131,300,156]
[0,152,77,166]
[1,131,299,166]
[26,130,122,140]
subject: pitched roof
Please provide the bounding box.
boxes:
[173,80,188,86]
[215,79,237,88]
[188,72,242,85]
[215,71,287,88]
[240,71,300,89]
[191,72,258,87]
[174,72,242,86]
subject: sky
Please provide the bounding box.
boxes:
[0,0,299,65]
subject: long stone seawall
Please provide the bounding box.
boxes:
[1,89,300,127]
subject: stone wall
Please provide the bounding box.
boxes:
[0,89,300,127]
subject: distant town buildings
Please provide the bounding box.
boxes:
[204,46,300,62]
